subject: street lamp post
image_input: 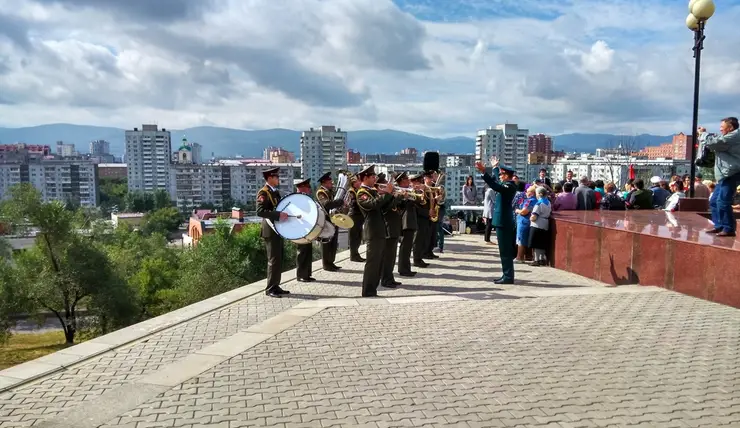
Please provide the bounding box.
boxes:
[686,0,715,198]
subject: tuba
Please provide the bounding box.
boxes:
[330,171,355,229]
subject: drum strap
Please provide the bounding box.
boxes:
[260,185,278,207]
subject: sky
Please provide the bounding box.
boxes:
[0,0,739,137]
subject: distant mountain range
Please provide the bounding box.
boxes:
[0,124,675,159]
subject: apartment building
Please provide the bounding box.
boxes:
[475,124,529,180]
[300,126,347,185]
[0,159,98,207]
[552,155,691,186]
[170,160,296,212]
[125,124,172,193]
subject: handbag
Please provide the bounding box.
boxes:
[695,141,715,168]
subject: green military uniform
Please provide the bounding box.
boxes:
[294,178,315,282]
[356,166,393,297]
[413,174,432,267]
[316,172,344,271]
[480,165,518,283]
[397,172,418,277]
[256,167,290,297]
[347,176,366,262]
[378,173,405,287]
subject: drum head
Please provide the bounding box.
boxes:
[274,193,321,240]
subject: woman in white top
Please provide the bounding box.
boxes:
[664,180,686,212]
[528,186,552,266]
[482,186,496,244]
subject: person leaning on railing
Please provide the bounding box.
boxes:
[698,117,740,237]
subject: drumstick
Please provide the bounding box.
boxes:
[281,202,302,219]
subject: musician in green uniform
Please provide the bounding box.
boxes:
[347,175,366,262]
[256,167,290,297]
[356,165,393,297]
[316,172,344,272]
[294,178,316,283]
[412,173,430,268]
[475,157,517,284]
[378,173,405,288]
[396,172,418,277]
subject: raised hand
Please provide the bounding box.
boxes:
[489,156,500,167]
[474,161,486,173]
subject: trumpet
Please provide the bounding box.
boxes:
[376,184,426,201]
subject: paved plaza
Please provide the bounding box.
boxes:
[0,235,738,427]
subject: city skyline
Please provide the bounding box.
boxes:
[1,1,739,137]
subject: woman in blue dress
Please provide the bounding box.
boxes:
[514,185,537,263]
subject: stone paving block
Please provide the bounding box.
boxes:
[3,236,740,428]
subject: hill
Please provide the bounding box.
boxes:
[0,124,676,158]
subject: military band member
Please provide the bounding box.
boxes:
[356,165,393,297]
[424,170,440,259]
[294,178,316,283]
[379,173,406,287]
[475,157,517,284]
[316,172,344,272]
[397,172,418,277]
[256,167,290,298]
[413,171,432,267]
[347,175,366,262]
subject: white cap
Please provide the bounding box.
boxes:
[650,176,662,184]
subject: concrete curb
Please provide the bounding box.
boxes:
[0,245,365,394]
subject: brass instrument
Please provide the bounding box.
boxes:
[428,172,446,222]
[329,171,354,229]
[376,184,426,202]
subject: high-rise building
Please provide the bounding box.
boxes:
[89,140,111,156]
[125,124,172,193]
[300,126,348,184]
[475,124,529,179]
[528,134,552,154]
[263,146,295,163]
[672,133,693,160]
[56,141,76,157]
[346,149,362,164]
[0,159,98,207]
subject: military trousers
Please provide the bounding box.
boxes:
[321,228,339,268]
[397,229,415,274]
[349,215,365,260]
[413,217,430,263]
[296,243,313,280]
[362,237,385,297]
[264,236,283,292]
[495,227,515,281]
[381,237,400,285]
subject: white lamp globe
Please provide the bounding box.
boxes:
[691,0,716,20]
[686,13,699,30]
[689,0,698,13]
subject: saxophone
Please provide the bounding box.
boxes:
[429,173,446,222]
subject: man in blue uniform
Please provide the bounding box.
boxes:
[475,157,518,284]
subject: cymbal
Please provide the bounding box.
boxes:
[331,213,355,229]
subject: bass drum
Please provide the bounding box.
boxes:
[274,193,327,244]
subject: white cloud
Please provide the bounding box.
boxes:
[0,0,739,137]
[581,41,614,74]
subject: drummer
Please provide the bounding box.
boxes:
[316,171,344,272]
[294,178,316,283]
[256,167,289,298]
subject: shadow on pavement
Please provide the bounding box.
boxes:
[460,292,533,300]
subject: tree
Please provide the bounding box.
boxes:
[99,178,128,214]
[142,207,182,236]
[104,227,180,318]
[602,136,639,185]
[152,189,172,210]
[1,184,136,343]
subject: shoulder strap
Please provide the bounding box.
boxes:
[258,185,277,207]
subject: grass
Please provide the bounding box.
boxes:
[0,331,69,370]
